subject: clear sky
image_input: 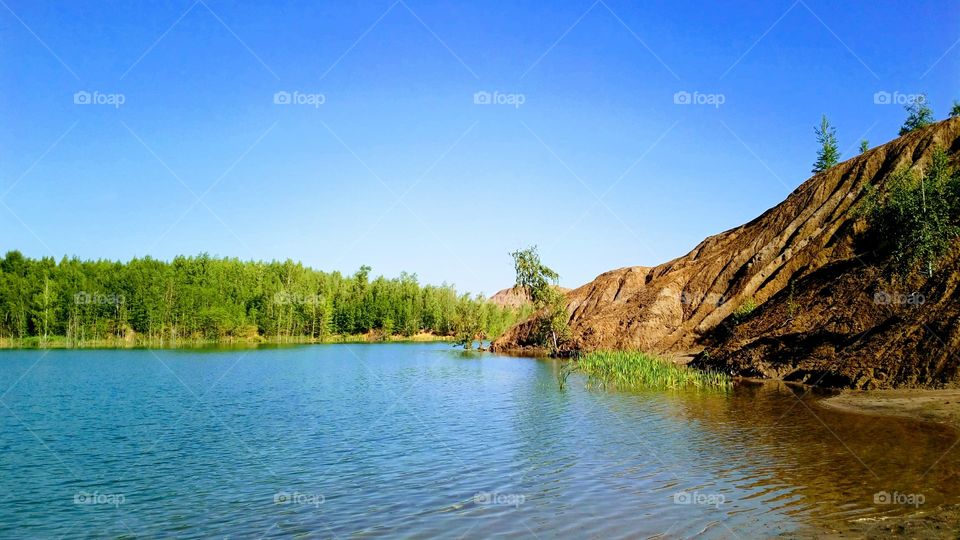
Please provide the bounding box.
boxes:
[1,0,957,295]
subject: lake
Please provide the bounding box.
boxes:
[1,343,957,538]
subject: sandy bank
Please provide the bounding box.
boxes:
[820,389,960,431]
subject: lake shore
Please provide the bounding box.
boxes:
[0,331,453,350]
[819,388,960,431]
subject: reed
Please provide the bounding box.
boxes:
[575,350,731,391]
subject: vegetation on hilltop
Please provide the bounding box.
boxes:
[859,146,960,276]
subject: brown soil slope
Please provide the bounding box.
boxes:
[493,118,960,388]
[489,285,570,308]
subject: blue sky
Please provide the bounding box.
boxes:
[1,0,957,295]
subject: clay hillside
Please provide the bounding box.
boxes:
[493,118,960,389]
[489,285,570,308]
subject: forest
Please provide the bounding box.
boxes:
[0,251,527,346]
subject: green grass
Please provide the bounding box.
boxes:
[575,350,732,391]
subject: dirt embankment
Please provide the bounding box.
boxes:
[488,285,570,308]
[493,118,960,389]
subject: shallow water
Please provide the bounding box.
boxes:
[0,343,957,538]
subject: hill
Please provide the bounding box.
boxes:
[493,118,960,388]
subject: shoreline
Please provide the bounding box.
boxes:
[0,332,454,350]
[818,388,960,431]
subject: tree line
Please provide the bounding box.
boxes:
[0,251,526,345]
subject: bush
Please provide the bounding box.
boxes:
[731,297,757,324]
[859,147,960,276]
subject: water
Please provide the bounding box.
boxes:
[1,343,958,538]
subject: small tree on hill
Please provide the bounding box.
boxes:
[950,100,960,118]
[812,115,840,174]
[510,246,569,353]
[899,95,934,135]
[859,139,869,154]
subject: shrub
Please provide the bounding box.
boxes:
[860,146,960,276]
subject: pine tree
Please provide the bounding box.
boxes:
[812,115,840,174]
[859,139,869,154]
[899,95,934,135]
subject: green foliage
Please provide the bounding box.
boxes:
[859,139,870,154]
[859,146,960,276]
[453,294,482,349]
[0,253,525,345]
[510,246,559,306]
[899,95,935,136]
[731,297,757,324]
[576,350,731,391]
[510,246,569,353]
[951,100,960,119]
[812,115,840,173]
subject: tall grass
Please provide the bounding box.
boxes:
[575,350,731,391]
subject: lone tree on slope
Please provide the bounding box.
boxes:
[812,115,840,174]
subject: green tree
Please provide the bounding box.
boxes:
[899,95,934,136]
[860,146,960,276]
[453,294,482,349]
[510,246,569,353]
[859,139,869,154]
[812,115,840,173]
[951,100,960,118]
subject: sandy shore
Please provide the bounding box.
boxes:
[820,389,960,431]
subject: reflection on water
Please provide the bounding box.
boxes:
[0,344,957,538]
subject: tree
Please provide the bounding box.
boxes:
[510,246,569,353]
[860,146,960,276]
[812,115,840,174]
[951,100,960,118]
[453,295,482,349]
[859,140,869,154]
[899,95,934,135]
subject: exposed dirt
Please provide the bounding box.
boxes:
[488,285,570,308]
[820,389,960,430]
[493,118,960,389]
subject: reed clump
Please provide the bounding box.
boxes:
[576,350,731,391]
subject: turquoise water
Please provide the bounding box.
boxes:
[1,343,959,538]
